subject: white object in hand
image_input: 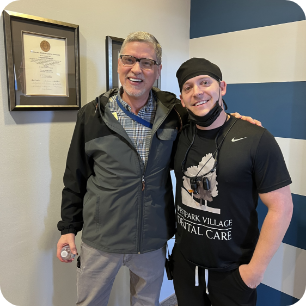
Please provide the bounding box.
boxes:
[61,245,75,260]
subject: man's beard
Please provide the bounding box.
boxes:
[122,84,147,98]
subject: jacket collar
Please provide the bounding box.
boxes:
[97,88,180,112]
[96,89,118,112]
[155,90,180,108]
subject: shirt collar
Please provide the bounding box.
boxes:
[118,87,154,112]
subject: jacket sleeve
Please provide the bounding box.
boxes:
[57,108,93,235]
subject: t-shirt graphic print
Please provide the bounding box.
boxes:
[182,153,220,214]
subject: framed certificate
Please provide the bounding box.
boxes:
[106,36,161,91]
[3,10,80,111]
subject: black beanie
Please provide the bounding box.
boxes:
[176,58,222,92]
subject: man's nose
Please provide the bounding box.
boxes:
[131,61,142,74]
[193,85,203,97]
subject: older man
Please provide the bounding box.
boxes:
[56,32,258,306]
[172,57,293,306]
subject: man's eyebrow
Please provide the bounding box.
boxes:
[198,76,211,81]
[183,76,211,87]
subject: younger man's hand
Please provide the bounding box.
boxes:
[239,264,264,289]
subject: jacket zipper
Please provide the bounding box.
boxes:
[136,103,176,254]
[142,175,145,191]
[138,175,145,254]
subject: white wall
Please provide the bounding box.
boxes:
[0,0,190,305]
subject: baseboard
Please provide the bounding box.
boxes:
[160,293,178,306]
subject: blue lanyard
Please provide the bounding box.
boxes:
[116,96,153,129]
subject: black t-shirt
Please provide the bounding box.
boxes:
[173,116,291,271]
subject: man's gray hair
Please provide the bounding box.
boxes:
[120,31,162,64]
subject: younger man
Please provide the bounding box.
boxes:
[172,58,293,306]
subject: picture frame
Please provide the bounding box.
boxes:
[2,10,81,111]
[105,35,161,91]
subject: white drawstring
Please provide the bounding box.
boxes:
[205,269,209,294]
[195,266,199,286]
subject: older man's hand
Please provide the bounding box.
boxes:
[231,112,262,127]
[57,233,77,263]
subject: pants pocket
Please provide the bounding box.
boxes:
[233,268,255,292]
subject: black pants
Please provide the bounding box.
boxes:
[172,246,257,306]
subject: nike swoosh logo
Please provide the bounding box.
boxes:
[232,137,247,142]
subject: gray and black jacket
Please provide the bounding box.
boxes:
[57,88,188,254]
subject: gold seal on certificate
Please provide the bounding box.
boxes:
[40,40,50,52]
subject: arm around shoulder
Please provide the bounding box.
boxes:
[231,112,262,127]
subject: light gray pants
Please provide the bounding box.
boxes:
[76,242,166,306]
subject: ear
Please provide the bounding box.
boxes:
[180,94,186,108]
[220,81,227,96]
[156,64,162,80]
[117,58,121,73]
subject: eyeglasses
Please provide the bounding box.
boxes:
[120,55,160,70]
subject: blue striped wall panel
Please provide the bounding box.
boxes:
[257,194,306,250]
[226,82,306,140]
[189,0,306,303]
[190,0,305,38]
[257,284,299,305]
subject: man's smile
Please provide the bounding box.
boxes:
[194,100,209,106]
[128,77,143,83]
